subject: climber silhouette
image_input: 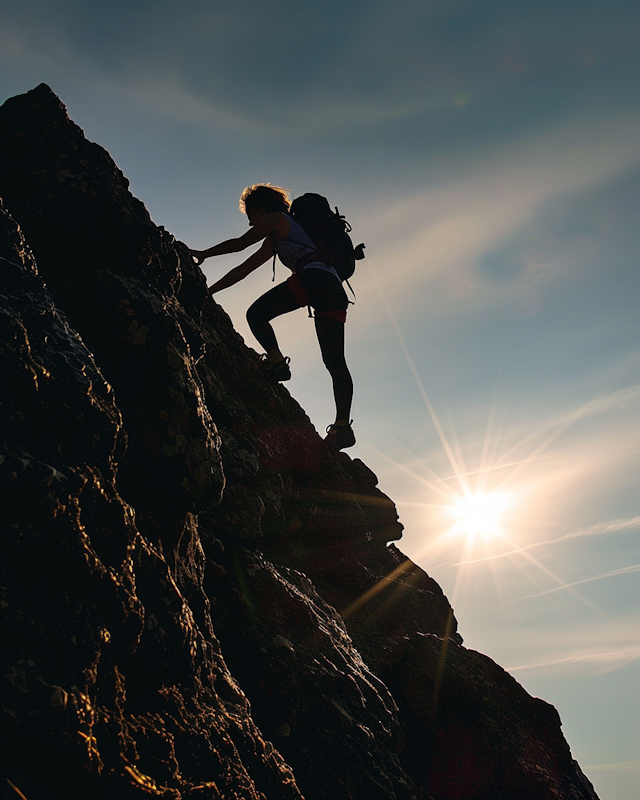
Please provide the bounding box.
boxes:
[190,184,356,451]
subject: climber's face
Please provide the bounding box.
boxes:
[246,205,268,227]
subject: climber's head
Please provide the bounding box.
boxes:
[240,183,290,225]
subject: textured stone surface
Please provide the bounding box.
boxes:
[0,85,223,524]
[0,85,599,800]
[0,202,301,800]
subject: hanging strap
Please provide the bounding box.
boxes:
[344,278,356,303]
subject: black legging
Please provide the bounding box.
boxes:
[246,268,353,421]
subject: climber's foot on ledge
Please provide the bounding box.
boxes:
[259,355,291,382]
[325,421,356,451]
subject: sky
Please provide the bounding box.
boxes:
[1,1,639,797]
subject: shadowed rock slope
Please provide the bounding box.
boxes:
[0,84,599,800]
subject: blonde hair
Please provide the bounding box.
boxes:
[239,183,290,215]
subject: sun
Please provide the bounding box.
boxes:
[449,491,511,540]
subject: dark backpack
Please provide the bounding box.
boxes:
[289,193,365,283]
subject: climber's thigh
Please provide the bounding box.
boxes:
[246,281,299,325]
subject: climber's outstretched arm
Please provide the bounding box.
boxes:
[190,213,284,265]
[208,238,274,295]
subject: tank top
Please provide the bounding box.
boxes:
[271,215,340,280]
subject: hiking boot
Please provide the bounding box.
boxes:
[259,355,291,382]
[325,421,356,451]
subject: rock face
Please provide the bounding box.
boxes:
[0,85,599,800]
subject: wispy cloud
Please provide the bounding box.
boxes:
[125,78,274,136]
[6,0,640,147]
[554,384,640,428]
[506,645,640,673]
[584,761,640,772]
[484,612,640,676]
[0,3,469,138]
[125,76,444,138]
[519,562,640,599]
[457,514,640,565]
[353,112,640,321]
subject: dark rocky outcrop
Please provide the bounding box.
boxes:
[0,84,599,800]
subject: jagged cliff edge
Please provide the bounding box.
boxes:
[0,85,599,800]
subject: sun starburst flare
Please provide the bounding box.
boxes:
[368,263,635,619]
[449,491,512,540]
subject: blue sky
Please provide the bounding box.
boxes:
[2,2,640,797]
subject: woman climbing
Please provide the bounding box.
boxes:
[190,184,357,451]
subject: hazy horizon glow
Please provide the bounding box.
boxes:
[1,1,639,796]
